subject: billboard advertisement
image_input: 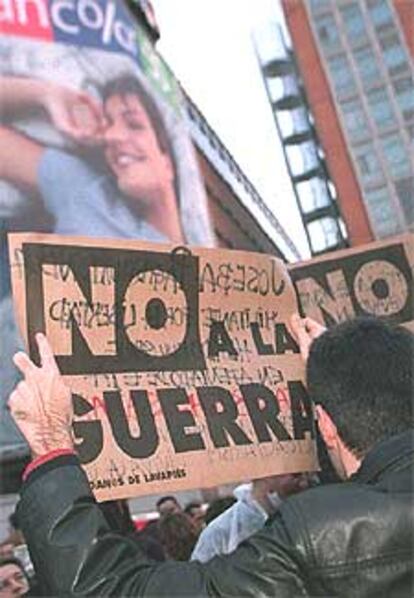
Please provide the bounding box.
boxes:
[0,0,215,460]
[9,233,317,500]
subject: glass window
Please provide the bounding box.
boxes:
[327,55,356,96]
[392,77,414,121]
[341,98,370,139]
[340,3,367,42]
[365,186,401,236]
[365,0,394,32]
[286,141,319,176]
[316,14,340,49]
[277,107,310,139]
[309,0,331,11]
[380,33,409,75]
[380,133,411,177]
[395,177,414,224]
[406,124,414,149]
[308,217,342,253]
[296,178,331,213]
[353,46,381,88]
[354,142,383,183]
[367,87,396,129]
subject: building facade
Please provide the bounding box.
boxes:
[281,0,413,247]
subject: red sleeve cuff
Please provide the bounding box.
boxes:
[22,449,76,482]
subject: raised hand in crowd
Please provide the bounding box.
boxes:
[9,333,73,459]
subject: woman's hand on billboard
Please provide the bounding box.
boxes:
[290,313,326,363]
[44,85,105,145]
[9,333,74,459]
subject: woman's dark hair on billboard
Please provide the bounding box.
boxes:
[101,74,174,164]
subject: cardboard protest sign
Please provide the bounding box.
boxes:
[289,234,414,332]
[9,233,318,500]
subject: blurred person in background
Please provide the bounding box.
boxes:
[158,513,198,562]
[204,496,236,526]
[156,496,182,517]
[0,558,30,597]
[184,501,205,535]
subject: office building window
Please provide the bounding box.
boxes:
[395,177,414,224]
[309,0,330,9]
[380,133,411,177]
[367,87,396,129]
[296,178,331,213]
[353,46,381,88]
[392,77,414,121]
[327,55,356,96]
[277,107,310,139]
[286,141,319,176]
[316,14,341,49]
[341,98,369,139]
[355,142,382,183]
[380,33,409,76]
[308,217,342,253]
[365,0,394,33]
[406,124,414,148]
[365,186,400,236]
[340,3,367,42]
[309,0,331,13]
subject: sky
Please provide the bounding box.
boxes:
[151,0,311,259]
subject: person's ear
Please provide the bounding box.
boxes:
[315,405,338,449]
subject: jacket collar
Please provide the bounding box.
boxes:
[352,430,414,484]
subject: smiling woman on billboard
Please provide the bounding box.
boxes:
[0,74,184,243]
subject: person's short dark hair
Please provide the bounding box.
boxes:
[101,74,172,158]
[204,496,236,525]
[184,501,202,516]
[307,317,414,458]
[158,513,198,561]
[0,557,30,594]
[156,496,180,510]
[0,557,26,571]
[99,500,135,535]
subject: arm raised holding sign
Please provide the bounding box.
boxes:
[10,333,74,459]
[9,315,414,597]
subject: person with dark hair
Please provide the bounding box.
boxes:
[8,315,414,596]
[99,500,136,535]
[158,512,198,561]
[183,501,205,534]
[204,496,236,526]
[0,73,182,242]
[156,496,182,517]
[0,558,30,597]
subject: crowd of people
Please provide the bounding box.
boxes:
[1,313,413,596]
[1,472,315,594]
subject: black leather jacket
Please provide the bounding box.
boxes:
[17,431,414,597]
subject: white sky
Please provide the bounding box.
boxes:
[151,0,311,258]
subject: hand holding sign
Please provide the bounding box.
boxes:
[290,314,326,363]
[9,334,74,459]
